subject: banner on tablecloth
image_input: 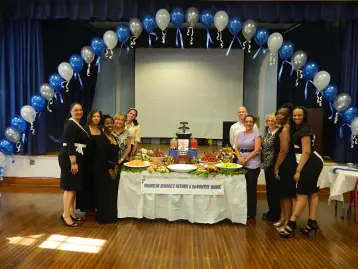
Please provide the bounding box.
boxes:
[141,178,224,195]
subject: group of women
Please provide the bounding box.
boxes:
[58,103,141,227]
[235,104,323,238]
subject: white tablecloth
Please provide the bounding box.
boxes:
[317,166,358,203]
[117,171,247,224]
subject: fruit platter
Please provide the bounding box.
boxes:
[215,162,242,171]
[200,153,220,165]
[216,146,235,163]
[147,149,166,163]
[133,148,152,161]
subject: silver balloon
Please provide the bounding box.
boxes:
[5,127,21,144]
[351,117,358,136]
[291,50,307,71]
[81,46,95,64]
[39,83,54,101]
[129,18,143,38]
[186,7,199,28]
[242,20,257,41]
[333,93,352,112]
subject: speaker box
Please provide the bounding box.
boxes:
[222,121,237,147]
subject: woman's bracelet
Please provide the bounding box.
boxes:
[71,161,77,165]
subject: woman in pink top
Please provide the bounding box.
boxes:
[235,115,262,218]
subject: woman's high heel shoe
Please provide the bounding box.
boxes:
[278,220,296,238]
[273,217,285,227]
[300,219,318,236]
[60,215,78,227]
[70,215,82,222]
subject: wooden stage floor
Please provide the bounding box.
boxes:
[0,186,357,269]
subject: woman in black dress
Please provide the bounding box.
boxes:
[274,104,297,230]
[76,109,102,216]
[58,103,89,227]
[279,106,324,238]
[94,115,120,224]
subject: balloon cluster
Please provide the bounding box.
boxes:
[1,6,357,179]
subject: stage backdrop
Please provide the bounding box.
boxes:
[134,48,244,139]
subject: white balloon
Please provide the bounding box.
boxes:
[20,105,36,124]
[313,71,331,91]
[58,62,74,81]
[156,9,170,31]
[103,30,118,50]
[214,11,229,32]
[351,117,358,136]
[268,32,283,53]
[0,152,6,166]
[5,127,21,144]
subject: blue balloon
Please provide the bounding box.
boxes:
[254,27,269,47]
[342,106,358,123]
[323,84,338,102]
[69,54,84,73]
[200,9,214,28]
[279,41,295,61]
[228,16,242,35]
[31,95,46,112]
[11,115,27,133]
[90,37,105,57]
[142,14,156,33]
[0,139,15,155]
[302,61,319,81]
[49,73,64,92]
[171,8,185,28]
[116,24,130,44]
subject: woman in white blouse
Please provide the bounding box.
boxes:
[125,108,141,159]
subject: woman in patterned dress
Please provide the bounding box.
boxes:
[113,114,132,166]
[261,113,281,222]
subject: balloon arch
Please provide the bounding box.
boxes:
[0,8,357,179]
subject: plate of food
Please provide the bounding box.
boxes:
[124,160,151,168]
[147,149,166,163]
[215,163,243,171]
[200,153,220,165]
[167,164,197,173]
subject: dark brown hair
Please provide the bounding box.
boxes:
[86,109,102,126]
[127,108,139,126]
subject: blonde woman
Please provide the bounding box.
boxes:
[113,114,132,165]
[261,113,281,222]
[125,108,141,159]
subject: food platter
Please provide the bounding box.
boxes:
[167,164,197,173]
[124,160,151,168]
[215,163,243,171]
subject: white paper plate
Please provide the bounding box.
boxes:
[215,163,243,171]
[124,161,151,168]
[167,164,197,173]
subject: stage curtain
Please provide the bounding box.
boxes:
[0,19,46,155]
[333,20,358,163]
[4,0,358,22]
[276,22,344,160]
[42,20,99,153]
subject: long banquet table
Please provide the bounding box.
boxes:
[117,171,247,225]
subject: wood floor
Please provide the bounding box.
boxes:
[1,186,358,269]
